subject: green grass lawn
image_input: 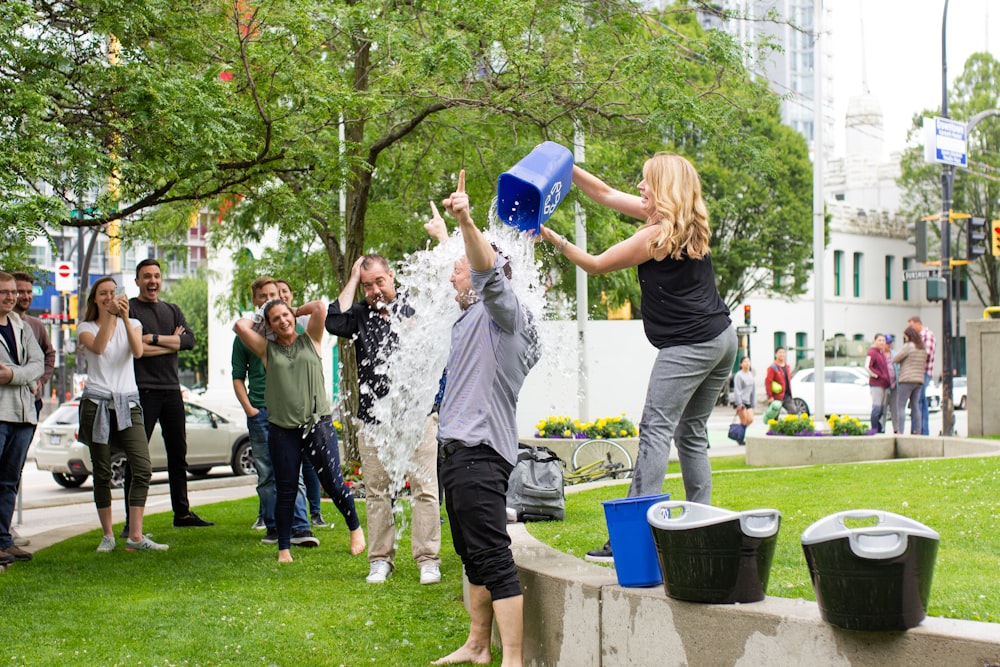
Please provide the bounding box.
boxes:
[528,455,1000,624]
[0,499,482,667]
[4,455,998,665]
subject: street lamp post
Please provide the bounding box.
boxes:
[939,0,955,437]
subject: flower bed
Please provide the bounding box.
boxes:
[767,413,877,437]
[534,414,638,440]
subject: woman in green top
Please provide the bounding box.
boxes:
[235,299,365,563]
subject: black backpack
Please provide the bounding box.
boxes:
[506,443,565,522]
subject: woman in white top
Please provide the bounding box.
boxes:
[77,277,166,552]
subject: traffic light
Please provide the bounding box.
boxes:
[993,220,1000,257]
[967,217,987,261]
[743,304,751,325]
[907,219,927,263]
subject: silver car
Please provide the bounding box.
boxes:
[33,398,256,488]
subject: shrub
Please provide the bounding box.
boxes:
[767,413,816,436]
[535,414,638,439]
[827,414,874,436]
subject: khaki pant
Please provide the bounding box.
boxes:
[358,413,441,567]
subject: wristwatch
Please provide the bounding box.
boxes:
[152,334,159,346]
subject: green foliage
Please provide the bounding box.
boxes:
[161,273,208,382]
[534,414,639,439]
[898,52,1000,307]
[766,412,816,436]
[827,414,871,436]
[529,456,1000,623]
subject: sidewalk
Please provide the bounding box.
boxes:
[14,475,258,552]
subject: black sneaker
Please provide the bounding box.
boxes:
[310,512,329,528]
[260,529,278,545]
[290,529,319,547]
[584,540,614,563]
[173,512,214,528]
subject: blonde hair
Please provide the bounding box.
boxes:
[642,153,711,260]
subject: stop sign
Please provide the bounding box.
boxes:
[55,262,75,292]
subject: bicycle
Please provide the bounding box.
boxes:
[563,439,633,485]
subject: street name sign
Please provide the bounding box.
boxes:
[903,269,938,281]
[923,116,967,167]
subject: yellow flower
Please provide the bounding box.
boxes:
[538,429,546,437]
[563,429,572,437]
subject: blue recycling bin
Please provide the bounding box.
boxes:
[496,141,574,234]
[602,493,671,587]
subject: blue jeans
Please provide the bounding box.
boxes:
[247,408,309,532]
[300,455,322,516]
[268,417,359,550]
[629,327,737,504]
[911,373,931,436]
[870,386,887,433]
[0,422,35,549]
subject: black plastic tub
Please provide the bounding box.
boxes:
[646,501,781,604]
[801,510,940,631]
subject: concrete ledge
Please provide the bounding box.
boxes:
[747,435,1000,467]
[510,523,1000,666]
[745,435,896,467]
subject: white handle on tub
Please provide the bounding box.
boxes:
[739,510,781,539]
[848,529,908,560]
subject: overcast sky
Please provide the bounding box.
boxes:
[828,0,999,159]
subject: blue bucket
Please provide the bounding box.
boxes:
[496,141,574,234]
[601,493,671,587]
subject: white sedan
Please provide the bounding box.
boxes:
[33,398,255,488]
[790,366,941,419]
[789,366,872,418]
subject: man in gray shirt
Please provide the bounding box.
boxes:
[432,171,540,667]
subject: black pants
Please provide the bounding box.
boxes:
[440,443,521,601]
[123,388,190,519]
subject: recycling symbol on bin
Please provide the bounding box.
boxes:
[543,181,562,216]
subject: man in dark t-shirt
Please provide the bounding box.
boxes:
[123,259,212,531]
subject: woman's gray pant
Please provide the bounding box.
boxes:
[627,327,738,504]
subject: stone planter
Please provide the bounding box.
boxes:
[745,434,896,467]
[520,437,640,468]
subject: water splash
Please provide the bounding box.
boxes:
[362,200,558,543]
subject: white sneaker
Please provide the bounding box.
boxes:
[419,564,441,585]
[365,559,393,583]
[96,535,116,553]
[11,527,29,547]
[126,535,169,551]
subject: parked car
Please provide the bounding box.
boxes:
[789,366,872,418]
[790,366,942,420]
[33,398,255,488]
[953,376,968,410]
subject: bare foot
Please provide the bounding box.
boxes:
[431,644,492,665]
[278,549,293,563]
[349,527,366,555]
